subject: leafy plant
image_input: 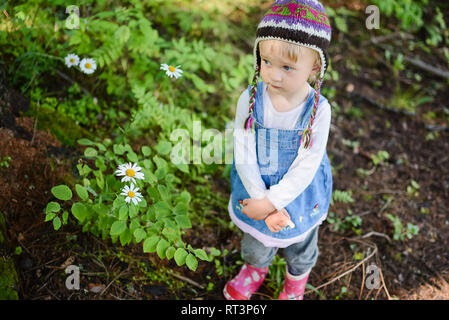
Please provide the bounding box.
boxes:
[371,150,390,166]
[371,0,429,31]
[0,156,12,168]
[327,209,362,234]
[267,255,287,297]
[386,213,419,241]
[330,189,355,206]
[406,179,420,199]
[43,137,210,271]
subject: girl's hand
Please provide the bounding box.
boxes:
[240,197,276,220]
[265,208,294,233]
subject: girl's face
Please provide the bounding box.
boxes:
[259,40,319,103]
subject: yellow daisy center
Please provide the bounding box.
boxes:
[169,66,176,72]
[128,191,135,198]
[126,169,135,177]
[70,58,75,63]
[85,63,91,69]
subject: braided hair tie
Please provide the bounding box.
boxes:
[244,66,261,134]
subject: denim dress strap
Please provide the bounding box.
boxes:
[248,81,327,131]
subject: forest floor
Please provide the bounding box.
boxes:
[1,2,449,300]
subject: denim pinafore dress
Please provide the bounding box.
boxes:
[230,81,333,245]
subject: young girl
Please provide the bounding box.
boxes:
[224,0,333,300]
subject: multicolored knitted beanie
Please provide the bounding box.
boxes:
[244,0,332,149]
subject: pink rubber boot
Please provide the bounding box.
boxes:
[278,267,310,300]
[223,263,269,300]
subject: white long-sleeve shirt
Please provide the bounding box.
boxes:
[232,81,331,210]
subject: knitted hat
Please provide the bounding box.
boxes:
[244,0,332,149]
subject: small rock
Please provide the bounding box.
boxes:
[88,283,105,293]
[345,83,355,93]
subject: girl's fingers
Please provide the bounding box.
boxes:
[281,209,295,228]
[281,208,291,219]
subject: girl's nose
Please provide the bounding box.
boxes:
[270,68,282,82]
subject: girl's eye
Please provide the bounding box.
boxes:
[283,66,292,71]
[263,59,271,65]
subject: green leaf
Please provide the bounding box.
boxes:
[162,227,179,242]
[95,158,107,171]
[93,203,108,216]
[138,198,147,208]
[155,167,167,180]
[96,143,107,152]
[46,201,61,214]
[78,138,95,146]
[45,212,56,222]
[84,147,98,158]
[110,221,126,236]
[155,141,172,155]
[154,201,171,219]
[175,163,189,174]
[128,204,138,218]
[157,185,170,202]
[142,159,152,169]
[166,246,176,260]
[209,247,221,257]
[127,151,138,163]
[95,171,105,190]
[189,73,207,92]
[143,169,157,184]
[141,146,151,156]
[178,190,191,204]
[113,144,125,155]
[71,202,88,222]
[113,196,125,209]
[120,228,132,246]
[411,180,420,189]
[62,210,69,224]
[133,228,147,243]
[143,235,160,253]
[156,239,170,259]
[175,215,191,229]
[194,249,209,261]
[119,205,128,220]
[53,217,62,230]
[153,156,168,170]
[75,184,89,201]
[174,248,188,266]
[51,185,73,201]
[173,202,188,216]
[186,254,198,271]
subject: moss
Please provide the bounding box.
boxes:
[0,211,20,300]
[0,259,19,300]
[25,104,95,147]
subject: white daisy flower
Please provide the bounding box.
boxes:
[64,54,80,68]
[115,162,144,184]
[120,183,143,205]
[79,58,97,74]
[160,64,183,79]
